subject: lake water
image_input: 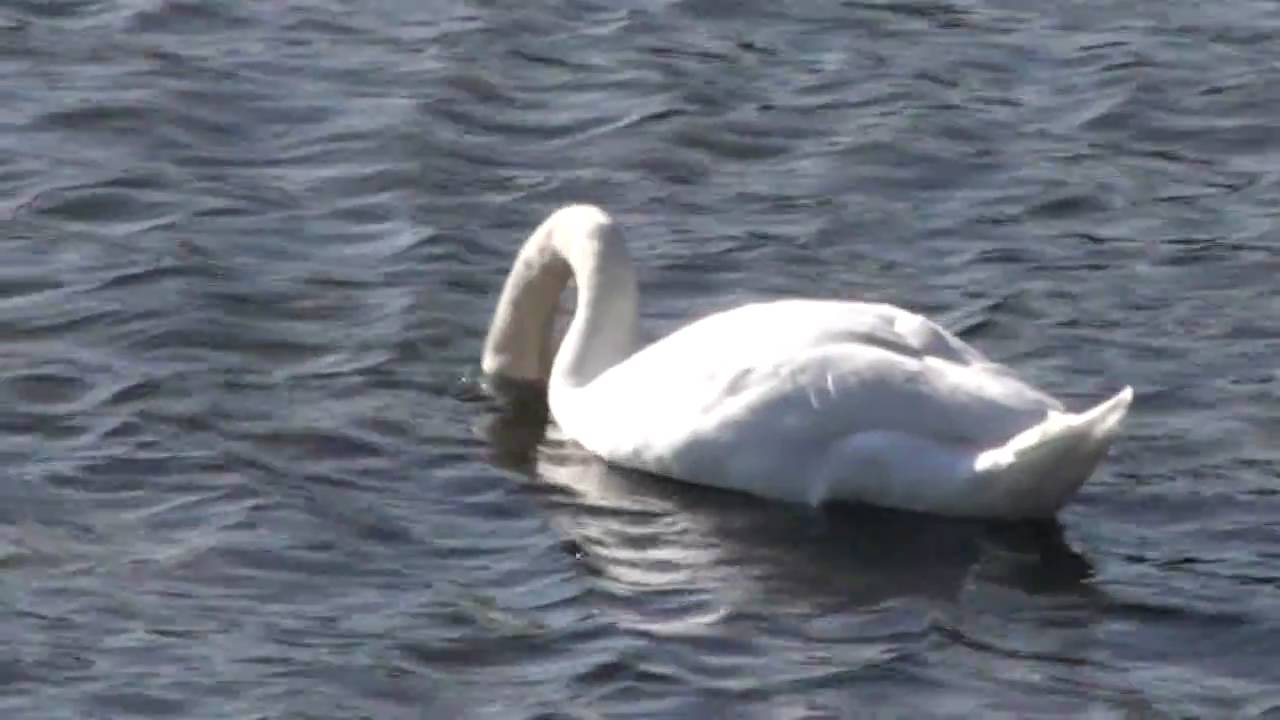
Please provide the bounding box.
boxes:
[2,0,1279,717]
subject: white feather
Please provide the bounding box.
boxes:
[482,205,1132,519]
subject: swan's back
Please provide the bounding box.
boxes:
[663,299,991,367]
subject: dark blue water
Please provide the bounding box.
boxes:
[2,0,1279,717]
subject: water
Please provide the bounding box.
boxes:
[1,0,1278,717]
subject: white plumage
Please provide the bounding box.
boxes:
[482,204,1131,519]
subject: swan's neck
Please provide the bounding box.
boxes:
[482,205,640,390]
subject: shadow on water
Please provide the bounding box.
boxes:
[475,382,1096,612]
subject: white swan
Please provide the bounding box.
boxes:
[481,204,1133,519]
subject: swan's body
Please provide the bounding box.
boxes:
[482,205,1132,519]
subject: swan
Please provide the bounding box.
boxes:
[481,204,1133,519]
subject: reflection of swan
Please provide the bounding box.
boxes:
[482,205,1132,519]
[478,395,1095,613]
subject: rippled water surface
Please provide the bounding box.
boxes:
[2,0,1279,717]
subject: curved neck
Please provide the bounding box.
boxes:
[482,205,640,390]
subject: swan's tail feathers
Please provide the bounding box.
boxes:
[974,386,1134,518]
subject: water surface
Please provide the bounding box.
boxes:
[2,0,1279,717]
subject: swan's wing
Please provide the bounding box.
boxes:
[555,300,1063,496]
[646,299,991,367]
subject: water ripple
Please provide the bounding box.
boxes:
[2,0,1279,716]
